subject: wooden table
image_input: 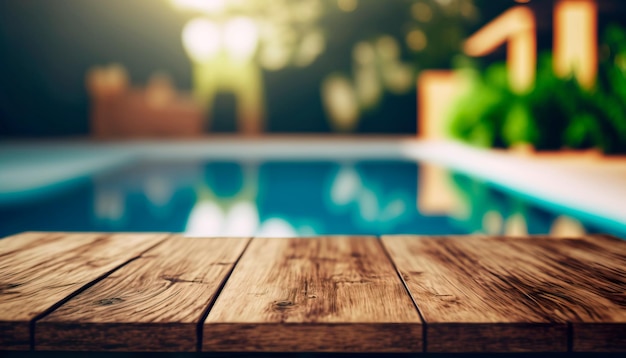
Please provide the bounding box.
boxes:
[0,233,624,353]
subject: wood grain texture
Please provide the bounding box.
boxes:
[485,234,626,352]
[382,235,626,353]
[0,232,70,257]
[203,237,422,352]
[36,236,250,352]
[0,232,168,350]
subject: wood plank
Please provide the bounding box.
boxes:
[0,232,111,264]
[36,236,250,352]
[203,236,422,352]
[0,232,71,257]
[382,235,626,353]
[552,235,626,352]
[0,232,168,350]
[491,234,626,352]
[472,232,626,351]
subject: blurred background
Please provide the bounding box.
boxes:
[0,0,625,239]
[0,0,622,139]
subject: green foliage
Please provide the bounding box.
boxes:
[447,24,626,154]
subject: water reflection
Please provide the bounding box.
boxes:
[419,163,593,236]
[184,163,303,237]
[328,163,413,233]
[81,160,617,238]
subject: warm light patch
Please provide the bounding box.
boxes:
[418,164,467,217]
[182,18,221,62]
[353,42,376,65]
[504,213,528,236]
[418,71,469,139]
[172,0,226,13]
[554,0,597,89]
[483,210,503,235]
[550,216,586,236]
[260,45,290,71]
[337,0,357,12]
[322,75,359,131]
[464,6,536,93]
[383,63,413,94]
[145,73,175,109]
[411,2,433,22]
[294,31,325,67]
[223,17,259,60]
[406,29,427,51]
[86,64,129,98]
[376,36,400,61]
[354,66,381,108]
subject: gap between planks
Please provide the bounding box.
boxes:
[381,234,626,353]
[29,234,172,350]
[2,234,623,353]
[376,236,429,353]
[194,237,253,352]
[201,236,423,352]
[0,232,171,351]
[35,236,251,352]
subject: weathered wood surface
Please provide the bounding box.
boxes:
[203,236,423,352]
[382,235,626,353]
[0,232,72,256]
[36,236,250,352]
[0,232,168,350]
[1,233,624,353]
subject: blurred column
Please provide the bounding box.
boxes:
[554,0,597,89]
[418,163,466,217]
[86,65,129,138]
[417,71,467,139]
[464,6,536,93]
[416,71,469,216]
[182,17,264,135]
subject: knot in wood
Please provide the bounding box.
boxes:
[0,282,21,293]
[273,300,293,307]
[94,297,124,306]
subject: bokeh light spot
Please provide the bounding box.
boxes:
[182,18,221,62]
[172,0,226,13]
[224,17,259,60]
[322,75,359,131]
[295,31,325,67]
[376,36,400,60]
[337,0,358,12]
[412,2,433,23]
[407,29,427,51]
[260,45,290,70]
[353,42,376,65]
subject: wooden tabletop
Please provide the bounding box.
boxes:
[0,233,624,353]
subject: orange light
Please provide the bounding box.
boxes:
[464,6,536,93]
[417,71,468,139]
[418,164,466,217]
[554,0,597,89]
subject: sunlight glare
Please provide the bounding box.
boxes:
[182,18,221,62]
[224,17,260,60]
[172,0,226,13]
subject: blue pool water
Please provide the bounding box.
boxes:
[0,160,623,238]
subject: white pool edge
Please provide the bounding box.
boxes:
[400,140,626,233]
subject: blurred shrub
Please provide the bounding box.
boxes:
[447,24,626,154]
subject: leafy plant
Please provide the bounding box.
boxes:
[447,24,626,154]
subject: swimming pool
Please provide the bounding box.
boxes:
[1,139,623,239]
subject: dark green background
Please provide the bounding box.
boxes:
[0,0,623,137]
